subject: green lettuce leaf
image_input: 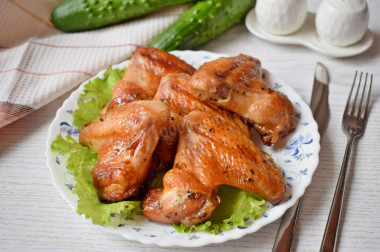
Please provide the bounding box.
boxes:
[173,185,267,234]
[73,66,125,129]
[51,134,141,226]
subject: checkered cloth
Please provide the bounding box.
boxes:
[0,0,188,127]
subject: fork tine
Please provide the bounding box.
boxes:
[349,72,363,116]
[344,71,358,116]
[344,72,357,116]
[357,73,368,118]
[363,74,373,120]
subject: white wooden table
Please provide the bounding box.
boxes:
[1,1,379,251]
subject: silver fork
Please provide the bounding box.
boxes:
[320,72,373,252]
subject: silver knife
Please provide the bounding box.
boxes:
[272,62,329,252]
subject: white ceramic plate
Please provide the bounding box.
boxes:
[245,9,374,58]
[46,50,320,247]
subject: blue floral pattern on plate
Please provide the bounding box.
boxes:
[59,122,79,136]
[46,50,320,247]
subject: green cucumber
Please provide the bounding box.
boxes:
[150,0,256,51]
[51,0,197,32]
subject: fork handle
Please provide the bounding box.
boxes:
[320,136,355,252]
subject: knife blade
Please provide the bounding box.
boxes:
[272,62,329,252]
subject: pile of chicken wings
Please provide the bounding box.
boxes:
[79,47,294,226]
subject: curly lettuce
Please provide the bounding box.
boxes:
[73,66,125,129]
[50,66,268,233]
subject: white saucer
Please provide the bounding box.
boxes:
[245,9,374,58]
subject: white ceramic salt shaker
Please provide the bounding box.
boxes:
[315,0,369,47]
[255,0,307,35]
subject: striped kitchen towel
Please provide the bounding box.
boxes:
[0,0,189,128]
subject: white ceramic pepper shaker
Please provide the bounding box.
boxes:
[255,0,307,35]
[315,0,369,47]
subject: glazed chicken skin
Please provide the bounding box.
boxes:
[79,100,170,202]
[151,73,250,172]
[188,54,294,146]
[142,111,286,226]
[155,73,249,133]
[103,47,195,114]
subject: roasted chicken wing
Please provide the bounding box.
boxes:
[103,47,195,114]
[79,100,170,202]
[142,111,285,226]
[151,73,250,172]
[189,54,294,145]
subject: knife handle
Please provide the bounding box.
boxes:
[272,198,302,252]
